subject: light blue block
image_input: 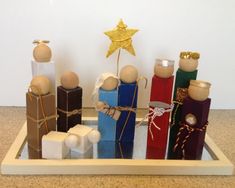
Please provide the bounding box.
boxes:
[98,141,116,159]
[98,88,118,141]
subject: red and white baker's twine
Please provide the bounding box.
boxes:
[137,104,174,140]
[173,122,208,159]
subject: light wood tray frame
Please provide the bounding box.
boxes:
[1,118,234,175]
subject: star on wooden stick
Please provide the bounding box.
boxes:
[104,19,138,58]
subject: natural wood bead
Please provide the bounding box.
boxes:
[179,59,198,72]
[61,71,79,89]
[33,43,52,62]
[30,75,50,95]
[120,65,138,83]
[101,76,118,90]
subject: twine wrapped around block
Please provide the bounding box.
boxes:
[137,101,174,140]
[96,101,136,121]
[118,76,148,141]
[57,108,82,118]
[173,122,208,159]
[27,85,57,132]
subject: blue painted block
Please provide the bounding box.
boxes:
[116,82,138,142]
[116,141,134,159]
[98,88,118,141]
[98,141,133,159]
[97,141,116,159]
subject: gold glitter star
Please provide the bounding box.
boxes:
[104,19,138,58]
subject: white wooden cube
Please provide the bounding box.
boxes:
[68,125,93,153]
[42,131,69,159]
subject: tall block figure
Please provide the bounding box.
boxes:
[174,80,211,159]
[146,59,174,159]
[168,52,200,159]
[57,71,82,132]
[26,76,56,154]
[174,97,211,159]
[116,82,138,142]
[146,76,174,159]
[98,88,118,141]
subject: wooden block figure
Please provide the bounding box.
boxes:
[116,65,139,142]
[66,124,101,153]
[98,89,118,140]
[146,59,174,159]
[174,80,211,160]
[93,73,119,141]
[57,71,82,132]
[26,76,56,152]
[168,52,200,159]
[42,131,70,159]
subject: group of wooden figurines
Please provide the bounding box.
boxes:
[27,40,211,160]
[27,41,101,159]
[146,52,211,160]
[97,51,211,160]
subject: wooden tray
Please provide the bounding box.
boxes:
[1,118,234,175]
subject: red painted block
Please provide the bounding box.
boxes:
[146,75,174,159]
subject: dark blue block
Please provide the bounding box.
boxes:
[98,88,118,141]
[116,82,138,142]
[116,141,134,159]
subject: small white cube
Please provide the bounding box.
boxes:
[68,125,93,153]
[42,131,69,159]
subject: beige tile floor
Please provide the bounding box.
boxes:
[0,107,235,188]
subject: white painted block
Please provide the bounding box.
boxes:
[68,124,100,153]
[68,125,93,153]
[42,131,69,159]
[31,60,56,94]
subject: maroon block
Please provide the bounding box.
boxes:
[57,86,82,132]
[174,97,211,160]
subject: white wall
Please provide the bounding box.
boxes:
[0,0,235,109]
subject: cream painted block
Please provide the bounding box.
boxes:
[31,60,56,94]
[68,125,93,153]
[42,131,69,159]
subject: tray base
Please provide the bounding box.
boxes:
[1,118,234,175]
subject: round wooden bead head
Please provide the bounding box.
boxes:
[30,75,51,95]
[120,65,138,83]
[101,76,119,90]
[179,52,200,72]
[154,59,174,78]
[33,40,52,62]
[188,80,211,101]
[61,71,79,89]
